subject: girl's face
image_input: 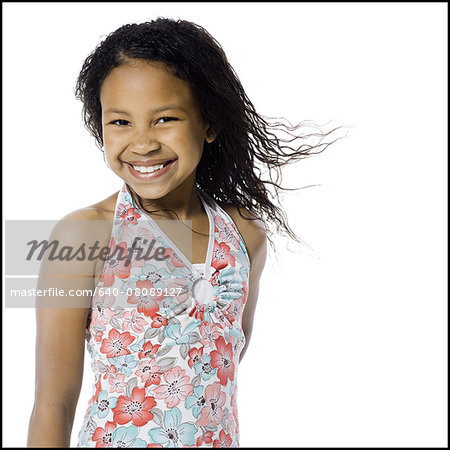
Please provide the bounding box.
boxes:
[100,59,215,202]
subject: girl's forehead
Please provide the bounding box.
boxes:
[100,61,193,105]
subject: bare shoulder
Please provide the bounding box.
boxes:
[60,191,119,222]
[218,201,267,274]
[54,191,119,263]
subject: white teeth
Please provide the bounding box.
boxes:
[132,163,165,173]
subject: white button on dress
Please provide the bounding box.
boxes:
[192,262,214,305]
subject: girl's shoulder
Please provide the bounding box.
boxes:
[61,191,119,222]
[56,192,119,249]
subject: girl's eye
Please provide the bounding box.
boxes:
[108,117,178,126]
[157,116,177,124]
[110,119,130,127]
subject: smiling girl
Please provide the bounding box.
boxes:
[27,18,344,447]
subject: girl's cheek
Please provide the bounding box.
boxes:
[104,135,124,153]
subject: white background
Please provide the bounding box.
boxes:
[3,2,447,447]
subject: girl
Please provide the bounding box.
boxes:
[27,18,344,447]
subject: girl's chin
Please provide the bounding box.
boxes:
[126,182,173,200]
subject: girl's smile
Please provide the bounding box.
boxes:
[125,158,178,181]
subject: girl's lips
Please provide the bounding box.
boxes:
[127,158,174,166]
[126,159,177,181]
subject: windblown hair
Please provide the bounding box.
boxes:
[74,17,347,254]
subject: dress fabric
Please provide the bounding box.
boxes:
[77,183,250,448]
[192,263,206,277]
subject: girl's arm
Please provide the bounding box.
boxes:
[27,306,90,447]
[27,208,106,447]
[239,215,267,363]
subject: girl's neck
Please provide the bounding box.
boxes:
[130,177,204,221]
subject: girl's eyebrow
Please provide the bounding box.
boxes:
[104,105,186,115]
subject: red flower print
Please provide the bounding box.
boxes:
[108,372,128,394]
[196,431,214,447]
[187,346,204,369]
[210,336,235,386]
[90,288,116,327]
[188,301,207,321]
[225,298,243,322]
[165,277,189,305]
[102,364,117,380]
[209,269,220,287]
[91,307,115,329]
[94,375,102,403]
[153,366,194,408]
[199,322,222,348]
[100,328,135,358]
[213,430,233,448]
[119,204,141,226]
[112,386,156,426]
[116,203,128,219]
[242,280,248,305]
[228,333,244,360]
[86,375,103,417]
[95,331,103,342]
[214,307,234,328]
[127,280,162,317]
[231,389,239,433]
[92,421,116,448]
[161,247,186,268]
[121,309,148,333]
[196,382,226,427]
[136,358,162,387]
[100,238,131,287]
[138,341,161,359]
[214,215,240,250]
[122,226,157,267]
[149,313,168,328]
[211,241,235,271]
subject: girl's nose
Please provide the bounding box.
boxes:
[130,128,160,153]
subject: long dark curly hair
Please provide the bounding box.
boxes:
[74,17,348,254]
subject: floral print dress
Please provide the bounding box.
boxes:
[77,183,250,448]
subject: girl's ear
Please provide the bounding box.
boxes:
[205,127,217,144]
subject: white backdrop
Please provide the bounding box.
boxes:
[3,2,447,447]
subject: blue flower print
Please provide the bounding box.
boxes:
[91,390,118,419]
[148,406,198,447]
[130,337,148,354]
[229,323,245,342]
[136,263,171,287]
[185,385,206,419]
[111,425,147,447]
[171,264,196,281]
[216,267,243,301]
[197,302,216,323]
[124,192,134,205]
[193,353,217,381]
[158,296,181,317]
[239,263,249,282]
[109,354,138,377]
[164,320,201,347]
[120,278,138,295]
